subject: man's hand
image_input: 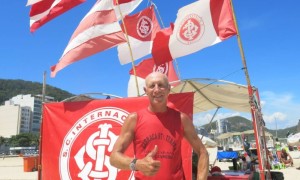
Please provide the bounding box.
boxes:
[136,145,161,176]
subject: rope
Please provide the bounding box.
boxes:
[198,67,245,91]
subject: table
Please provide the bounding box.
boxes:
[217,151,239,170]
[217,151,239,160]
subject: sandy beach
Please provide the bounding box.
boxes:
[0,156,38,180]
[0,150,299,180]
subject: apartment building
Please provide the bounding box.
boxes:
[0,94,54,137]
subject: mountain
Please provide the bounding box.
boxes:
[0,79,74,104]
[201,116,298,139]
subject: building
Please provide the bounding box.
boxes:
[0,104,21,138]
[216,118,231,134]
[0,94,54,137]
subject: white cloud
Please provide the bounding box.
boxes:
[263,112,286,123]
[193,109,247,127]
[260,91,300,129]
[193,91,300,130]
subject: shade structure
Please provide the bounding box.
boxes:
[216,132,241,140]
[241,130,273,137]
[287,132,300,146]
[216,130,273,140]
[198,134,217,148]
[170,78,251,114]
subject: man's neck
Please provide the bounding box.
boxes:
[148,105,167,113]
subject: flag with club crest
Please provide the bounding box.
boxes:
[117,5,161,65]
[152,0,237,65]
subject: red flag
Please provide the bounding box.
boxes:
[50,0,142,77]
[127,57,179,97]
[152,0,237,65]
[29,0,86,32]
[41,93,193,180]
[117,5,161,65]
[151,24,174,65]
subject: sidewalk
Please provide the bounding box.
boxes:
[0,156,38,180]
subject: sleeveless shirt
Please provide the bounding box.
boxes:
[133,107,185,180]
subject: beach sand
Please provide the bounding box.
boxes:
[0,151,299,180]
[0,156,38,180]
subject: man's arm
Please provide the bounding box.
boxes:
[110,113,137,170]
[287,152,294,164]
[181,113,209,180]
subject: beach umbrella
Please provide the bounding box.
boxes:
[198,134,217,148]
[287,132,300,146]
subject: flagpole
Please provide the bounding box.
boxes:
[116,0,140,96]
[38,71,46,180]
[230,1,270,180]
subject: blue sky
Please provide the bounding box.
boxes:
[1,0,300,129]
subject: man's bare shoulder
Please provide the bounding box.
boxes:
[127,112,137,120]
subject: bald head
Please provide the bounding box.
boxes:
[145,72,169,87]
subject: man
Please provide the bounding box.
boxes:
[110,72,209,180]
[280,148,293,167]
[243,137,251,157]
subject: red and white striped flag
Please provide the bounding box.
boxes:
[117,5,161,65]
[152,0,237,65]
[29,0,86,32]
[26,0,43,6]
[127,57,179,97]
[51,0,142,77]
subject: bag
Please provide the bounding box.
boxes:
[271,171,284,180]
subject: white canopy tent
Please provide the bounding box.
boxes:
[198,134,217,148]
[287,132,300,146]
[216,130,273,140]
[170,78,251,114]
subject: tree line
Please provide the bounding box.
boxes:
[0,133,39,148]
[0,79,73,104]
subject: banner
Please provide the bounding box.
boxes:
[41,93,194,180]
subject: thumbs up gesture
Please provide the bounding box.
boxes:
[136,145,161,176]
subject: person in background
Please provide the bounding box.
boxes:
[243,137,251,157]
[110,72,209,180]
[280,148,293,167]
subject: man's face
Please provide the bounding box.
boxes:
[144,74,170,104]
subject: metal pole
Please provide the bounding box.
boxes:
[116,0,140,96]
[230,1,269,179]
[275,118,278,138]
[38,71,46,180]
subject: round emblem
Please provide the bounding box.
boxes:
[59,107,133,180]
[153,62,169,75]
[177,14,204,45]
[137,16,153,38]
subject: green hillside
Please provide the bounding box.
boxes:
[202,116,298,139]
[0,79,74,104]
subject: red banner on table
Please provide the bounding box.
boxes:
[41,92,194,180]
